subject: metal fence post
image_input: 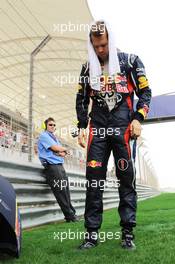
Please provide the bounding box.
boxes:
[28,35,51,162]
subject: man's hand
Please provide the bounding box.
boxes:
[78,128,87,148]
[130,119,142,138]
[55,150,70,157]
[58,151,66,157]
[50,145,67,153]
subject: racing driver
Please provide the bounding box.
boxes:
[76,20,151,250]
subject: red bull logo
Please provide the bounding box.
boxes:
[87,160,102,168]
[115,74,129,93]
[115,74,127,83]
[116,84,129,93]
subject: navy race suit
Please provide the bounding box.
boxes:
[76,52,151,231]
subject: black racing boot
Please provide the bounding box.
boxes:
[65,215,79,222]
[121,229,136,250]
[78,231,98,250]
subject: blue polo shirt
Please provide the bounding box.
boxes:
[38,131,64,165]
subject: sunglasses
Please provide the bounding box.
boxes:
[48,124,56,127]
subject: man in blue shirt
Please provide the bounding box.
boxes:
[38,117,78,222]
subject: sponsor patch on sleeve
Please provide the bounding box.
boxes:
[138,76,149,89]
[138,104,149,119]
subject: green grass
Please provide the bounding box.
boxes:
[1,193,175,264]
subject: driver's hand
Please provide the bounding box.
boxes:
[130,119,142,138]
[78,128,87,148]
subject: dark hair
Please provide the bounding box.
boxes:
[89,21,108,43]
[44,117,55,129]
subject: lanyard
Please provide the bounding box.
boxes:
[46,131,58,144]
